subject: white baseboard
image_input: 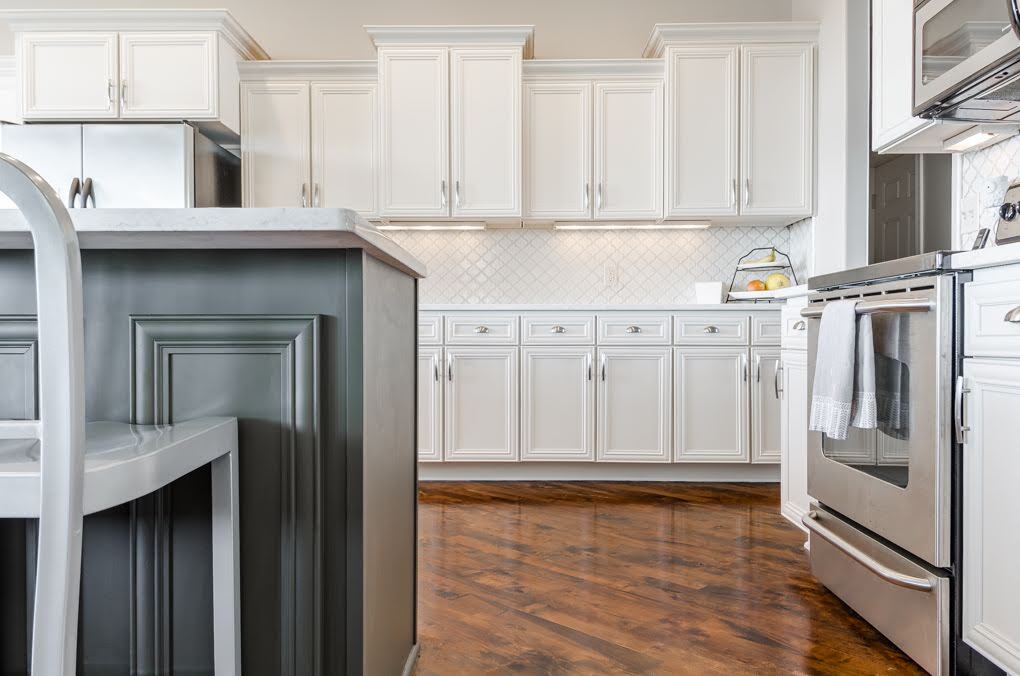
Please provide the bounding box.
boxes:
[781,500,809,533]
[401,644,420,676]
[418,462,780,482]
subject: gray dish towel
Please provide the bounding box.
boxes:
[809,300,878,440]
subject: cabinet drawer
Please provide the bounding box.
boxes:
[673,314,748,345]
[521,314,596,345]
[418,313,443,345]
[781,308,808,349]
[965,273,1020,357]
[444,315,519,345]
[597,315,671,345]
[751,314,782,345]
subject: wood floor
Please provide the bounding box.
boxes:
[415,482,923,675]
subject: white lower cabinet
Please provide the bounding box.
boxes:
[521,347,595,461]
[417,346,443,462]
[674,347,748,462]
[779,349,809,527]
[597,347,671,462]
[443,346,519,461]
[751,347,781,463]
[961,358,1020,673]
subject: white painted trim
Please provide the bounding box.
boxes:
[419,462,780,482]
[364,25,535,58]
[781,500,809,533]
[0,9,269,60]
[523,59,664,81]
[951,152,963,250]
[643,21,820,58]
[239,60,377,82]
[401,644,421,676]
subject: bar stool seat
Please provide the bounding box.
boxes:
[0,417,236,517]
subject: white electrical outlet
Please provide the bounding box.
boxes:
[604,261,621,290]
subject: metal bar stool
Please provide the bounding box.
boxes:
[0,153,240,675]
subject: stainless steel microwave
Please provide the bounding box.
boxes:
[914,0,1020,121]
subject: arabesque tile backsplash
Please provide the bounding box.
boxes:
[389,226,806,305]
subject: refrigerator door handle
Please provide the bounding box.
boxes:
[81,177,94,208]
[67,177,81,209]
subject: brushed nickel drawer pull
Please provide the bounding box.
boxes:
[625,325,642,334]
[1004,306,1020,323]
[703,325,719,334]
[474,325,490,334]
[550,325,567,334]
[792,320,806,331]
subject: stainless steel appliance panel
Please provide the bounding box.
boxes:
[804,275,953,567]
[82,123,193,208]
[805,505,950,675]
[0,123,83,209]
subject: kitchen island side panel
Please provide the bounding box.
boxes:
[0,248,416,675]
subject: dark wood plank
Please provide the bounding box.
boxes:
[415,482,924,675]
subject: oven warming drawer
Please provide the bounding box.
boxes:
[805,505,949,675]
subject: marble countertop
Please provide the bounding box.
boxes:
[949,242,1020,271]
[0,207,427,278]
[420,303,784,312]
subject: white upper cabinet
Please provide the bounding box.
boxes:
[378,48,450,217]
[597,346,671,462]
[523,81,591,220]
[674,346,749,462]
[665,46,739,217]
[740,43,814,218]
[594,80,663,220]
[450,48,521,217]
[240,81,311,208]
[19,32,119,119]
[10,11,266,134]
[311,82,378,213]
[118,32,216,119]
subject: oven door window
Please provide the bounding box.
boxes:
[821,313,913,489]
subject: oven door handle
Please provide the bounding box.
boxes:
[799,297,934,318]
[801,511,936,592]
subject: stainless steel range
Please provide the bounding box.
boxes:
[802,252,976,676]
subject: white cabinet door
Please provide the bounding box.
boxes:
[379,48,449,218]
[521,347,595,461]
[240,81,311,208]
[119,32,216,120]
[311,82,378,215]
[961,359,1020,673]
[780,349,810,528]
[0,124,82,209]
[450,48,521,218]
[741,44,813,218]
[871,0,934,152]
[444,347,518,462]
[665,46,739,217]
[674,347,749,462]
[597,347,671,462]
[523,81,592,220]
[20,32,118,119]
[417,346,443,462]
[751,347,781,463]
[593,80,663,220]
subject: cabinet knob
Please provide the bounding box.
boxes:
[474,325,489,334]
[550,325,567,334]
[703,325,719,334]
[793,320,807,331]
[625,325,642,334]
[1004,307,1020,323]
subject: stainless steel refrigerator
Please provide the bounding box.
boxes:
[0,122,240,208]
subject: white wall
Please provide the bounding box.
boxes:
[0,0,793,59]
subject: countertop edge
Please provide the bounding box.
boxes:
[948,242,1020,271]
[419,303,785,312]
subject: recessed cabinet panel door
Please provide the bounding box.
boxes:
[523,81,591,220]
[597,347,671,462]
[741,43,814,217]
[522,347,595,461]
[20,32,118,119]
[451,48,521,217]
[751,347,781,463]
[240,81,311,207]
[119,32,216,119]
[417,347,443,462]
[674,347,749,462]
[666,46,739,217]
[379,48,449,217]
[962,359,1020,674]
[444,347,518,461]
[593,80,663,220]
[311,83,378,215]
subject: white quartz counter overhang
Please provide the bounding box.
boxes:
[949,241,1020,271]
[420,303,784,311]
[0,207,427,278]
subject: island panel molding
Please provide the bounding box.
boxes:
[129,314,321,676]
[0,316,37,420]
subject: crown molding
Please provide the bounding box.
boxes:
[364,25,535,58]
[239,60,377,82]
[0,9,269,60]
[523,59,663,81]
[642,21,820,58]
